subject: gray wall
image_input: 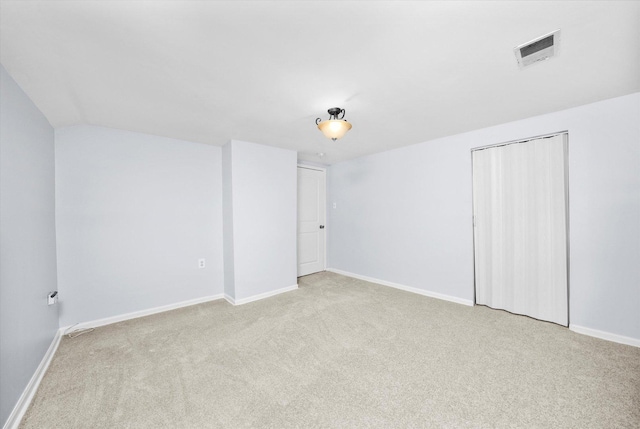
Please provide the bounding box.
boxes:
[0,65,59,426]
[223,140,298,301]
[55,125,224,327]
[328,92,640,341]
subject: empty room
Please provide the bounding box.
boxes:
[1,1,639,428]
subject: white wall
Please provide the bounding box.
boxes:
[328,92,640,341]
[55,125,224,327]
[0,65,59,427]
[223,140,297,301]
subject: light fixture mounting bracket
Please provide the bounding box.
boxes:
[327,107,344,118]
[316,107,346,124]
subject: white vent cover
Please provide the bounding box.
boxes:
[514,29,561,69]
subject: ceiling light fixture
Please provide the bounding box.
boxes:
[316,107,352,141]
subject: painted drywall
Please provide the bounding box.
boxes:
[328,92,640,341]
[222,142,235,299]
[223,140,297,301]
[55,125,224,327]
[0,65,59,427]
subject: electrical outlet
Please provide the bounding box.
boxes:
[48,291,58,306]
[198,258,206,269]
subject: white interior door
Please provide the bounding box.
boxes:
[472,133,569,326]
[297,167,326,277]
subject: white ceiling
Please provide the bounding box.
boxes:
[1,1,639,164]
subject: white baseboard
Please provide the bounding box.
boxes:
[225,284,298,306]
[570,324,640,348]
[60,294,224,332]
[327,269,640,348]
[326,268,474,307]
[3,328,63,429]
[3,286,297,428]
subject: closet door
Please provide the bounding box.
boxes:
[472,134,568,326]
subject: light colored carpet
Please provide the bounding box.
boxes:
[21,272,640,428]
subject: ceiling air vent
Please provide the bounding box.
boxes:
[514,29,561,69]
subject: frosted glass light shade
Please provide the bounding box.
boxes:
[317,120,352,141]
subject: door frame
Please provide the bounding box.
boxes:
[469,131,570,325]
[297,164,327,274]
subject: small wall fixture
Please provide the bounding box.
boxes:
[316,107,352,141]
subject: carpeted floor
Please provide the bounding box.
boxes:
[20,272,640,428]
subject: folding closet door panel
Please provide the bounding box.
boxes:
[473,134,568,326]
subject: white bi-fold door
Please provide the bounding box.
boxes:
[297,166,326,277]
[472,133,569,326]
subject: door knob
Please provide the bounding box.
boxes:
[319,225,325,229]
